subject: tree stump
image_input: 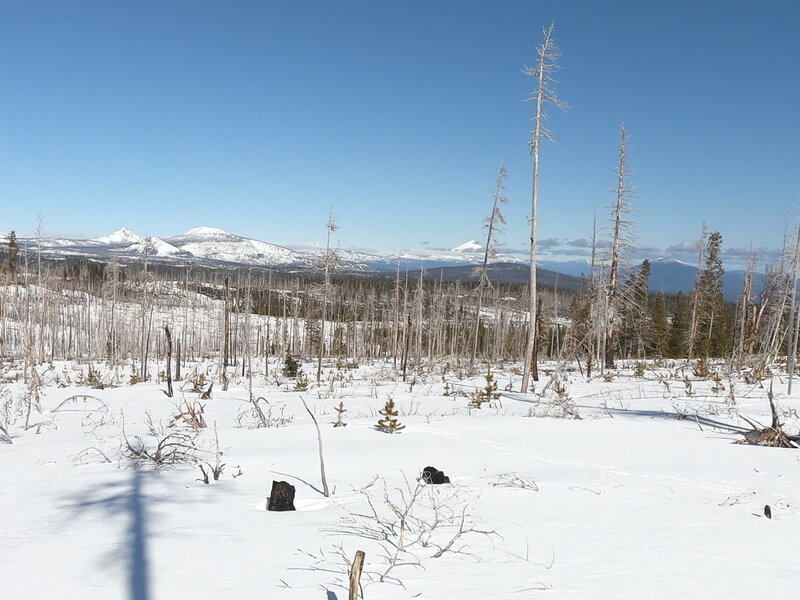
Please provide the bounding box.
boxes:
[267,481,296,511]
[421,466,450,485]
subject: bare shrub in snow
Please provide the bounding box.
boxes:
[491,472,539,491]
[122,412,200,467]
[329,475,496,585]
[527,374,580,419]
[0,392,12,444]
[236,397,293,429]
[169,398,207,429]
[197,422,225,484]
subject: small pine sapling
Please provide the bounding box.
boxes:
[283,354,300,378]
[293,368,309,391]
[469,369,500,409]
[333,401,347,427]
[377,396,405,433]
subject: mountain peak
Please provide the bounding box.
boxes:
[94,227,142,245]
[182,226,231,237]
[453,240,482,253]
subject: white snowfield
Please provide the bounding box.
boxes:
[2,360,799,599]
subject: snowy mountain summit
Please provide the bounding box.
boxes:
[164,227,307,266]
[452,240,482,253]
[94,227,143,245]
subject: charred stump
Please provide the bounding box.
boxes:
[421,466,450,485]
[267,481,296,511]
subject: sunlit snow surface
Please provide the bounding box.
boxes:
[2,359,799,599]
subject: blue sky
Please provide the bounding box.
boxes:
[0,0,797,268]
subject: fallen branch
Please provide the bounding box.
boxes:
[301,397,330,497]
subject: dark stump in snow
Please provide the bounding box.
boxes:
[267,481,296,511]
[421,466,450,485]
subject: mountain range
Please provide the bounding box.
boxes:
[3,227,759,300]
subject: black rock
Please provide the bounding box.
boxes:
[764,504,772,519]
[267,480,296,511]
[421,466,450,485]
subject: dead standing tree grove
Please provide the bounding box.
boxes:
[522,23,565,393]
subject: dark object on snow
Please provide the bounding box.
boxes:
[267,481,296,511]
[421,466,450,485]
[764,505,772,519]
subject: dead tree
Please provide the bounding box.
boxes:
[164,325,173,398]
[471,164,508,369]
[522,23,565,392]
[317,209,338,384]
[605,125,634,369]
[738,384,799,447]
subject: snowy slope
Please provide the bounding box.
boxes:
[94,227,144,246]
[127,236,191,258]
[165,227,309,267]
[1,358,799,599]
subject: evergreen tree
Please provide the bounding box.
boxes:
[667,292,690,358]
[5,231,18,277]
[649,292,669,356]
[618,260,651,358]
[695,232,729,356]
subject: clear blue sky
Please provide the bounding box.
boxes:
[0,0,797,267]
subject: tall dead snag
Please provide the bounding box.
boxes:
[222,276,230,390]
[605,125,634,369]
[734,247,756,367]
[471,164,508,370]
[522,23,565,392]
[164,325,173,398]
[687,225,708,360]
[786,225,800,393]
[317,209,338,385]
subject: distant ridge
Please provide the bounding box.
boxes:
[7,226,763,299]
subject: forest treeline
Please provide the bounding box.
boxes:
[1,224,797,386]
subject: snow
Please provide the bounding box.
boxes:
[183,226,229,236]
[452,240,482,253]
[94,227,144,245]
[127,237,186,257]
[2,358,800,598]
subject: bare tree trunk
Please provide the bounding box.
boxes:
[164,325,173,397]
[787,226,800,393]
[522,23,564,392]
[318,209,338,384]
[687,225,708,360]
[605,125,631,370]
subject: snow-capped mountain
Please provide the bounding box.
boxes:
[127,236,191,258]
[4,227,759,299]
[94,227,143,246]
[452,240,482,253]
[165,227,307,266]
[13,226,313,270]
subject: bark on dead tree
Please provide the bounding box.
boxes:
[348,550,365,600]
[267,481,296,511]
[605,125,632,369]
[522,23,565,392]
[164,325,173,398]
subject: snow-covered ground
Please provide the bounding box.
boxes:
[2,360,799,599]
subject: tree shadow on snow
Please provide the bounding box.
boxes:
[575,405,749,435]
[271,469,326,496]
[62,465,210,600]
[62,466,152,600]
